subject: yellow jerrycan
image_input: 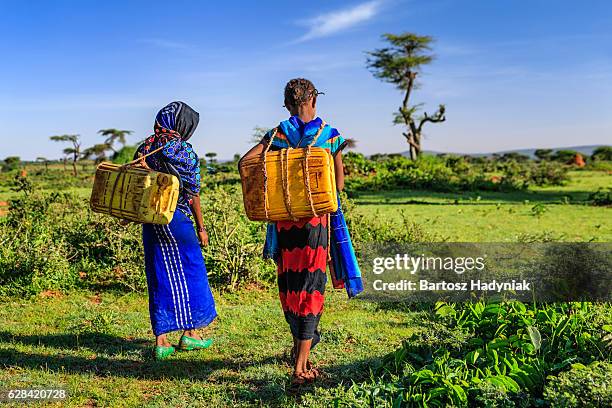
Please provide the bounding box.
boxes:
[239,122,338,222]
[90,147,180,224]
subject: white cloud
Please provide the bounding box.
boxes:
[296,1,382,42]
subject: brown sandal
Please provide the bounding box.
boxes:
[291,371,315,386]
[308,366,320,379]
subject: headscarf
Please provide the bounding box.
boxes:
[143,101,200,153]
[278,116,339,149]
[138,101,202,215]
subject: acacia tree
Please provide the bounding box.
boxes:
[251,126,270,144]
[82,143,111,164]
[205,152,218,165]
[535,149,553,161]
[98,129,132,153]
[36,157,49,172]
[367,33,446,160]
[50,134,81,176]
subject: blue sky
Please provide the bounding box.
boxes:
[2,0,611,160]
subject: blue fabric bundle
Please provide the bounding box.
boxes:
[263,223,280,261]
[329,197,363,298]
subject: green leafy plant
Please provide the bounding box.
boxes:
[342,300,611,407]
[543,361,612,407]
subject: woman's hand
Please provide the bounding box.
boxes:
[189,195,208,247]
[334,151,345,191]
[198,229,209,247]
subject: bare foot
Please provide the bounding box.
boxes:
[183,330,201,340]
[291,370,316,386]
[156,335,171,347]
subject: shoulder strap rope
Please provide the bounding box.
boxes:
[302,121,327,218]
[261,128,277,220]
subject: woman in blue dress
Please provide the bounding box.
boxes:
[136,101,217,360]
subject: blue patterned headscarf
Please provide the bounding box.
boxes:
[138,102,202,215]
[264,116,346,158]
[154,101,199,141]
[279,116,339,148]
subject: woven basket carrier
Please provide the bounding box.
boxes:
[239,121,338,222]
[90,146,180,225]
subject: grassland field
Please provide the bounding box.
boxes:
[0,165,609,407]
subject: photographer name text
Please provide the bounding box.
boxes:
[372,279,531,292]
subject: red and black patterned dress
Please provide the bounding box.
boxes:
[277,216,329,345]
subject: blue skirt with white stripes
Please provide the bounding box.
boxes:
[142,210,217,336]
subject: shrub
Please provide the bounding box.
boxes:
[342,154,569,195]
[200,185,275,289]
[0,185,435,297]
[112,145,138,164]
[1,156,21,172]
[543,361,612,407]
[337,301,611,407]
[0,192,145,297]
[529,161,569,186]
[551,150,579,163]
[588,188,612,206]
[590,146,612,162]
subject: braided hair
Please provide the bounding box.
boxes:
[284,78,321,109]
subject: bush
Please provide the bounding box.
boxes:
[528,161,569,186]
[0,192,144,297]
[590,146,612,162]
[342,153,569,195]
[0,185,436,297]
[552,150,579,163]
[200,185,275,289]
[112,145,138,164]
[336,301,611,407]
[1,156,21,172]
[588,188,612,206]
[543,361,612,407]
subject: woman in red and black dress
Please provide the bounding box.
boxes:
[242,78,346,384]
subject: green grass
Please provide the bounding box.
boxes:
[0,289,417,407]
[3,170,609,241]
[352,171,611,242]
[0,167,610,406]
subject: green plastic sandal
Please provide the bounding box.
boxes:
[178,335,213,351]
[154,345,176,361]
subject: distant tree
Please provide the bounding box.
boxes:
[82,143,111,164]
[98,129,132,153]
[233,153,241,163]
[344,138,357,150]
[205,152,218,164]
[552,149,579,164]
[591,146,612,161]
[501,152,530,163]
[2,156,21,173]
[50,134,81,176]
[251,126,270,144]
[36,157,49,172]
[535,149,553,161]
[366,32,446,160]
